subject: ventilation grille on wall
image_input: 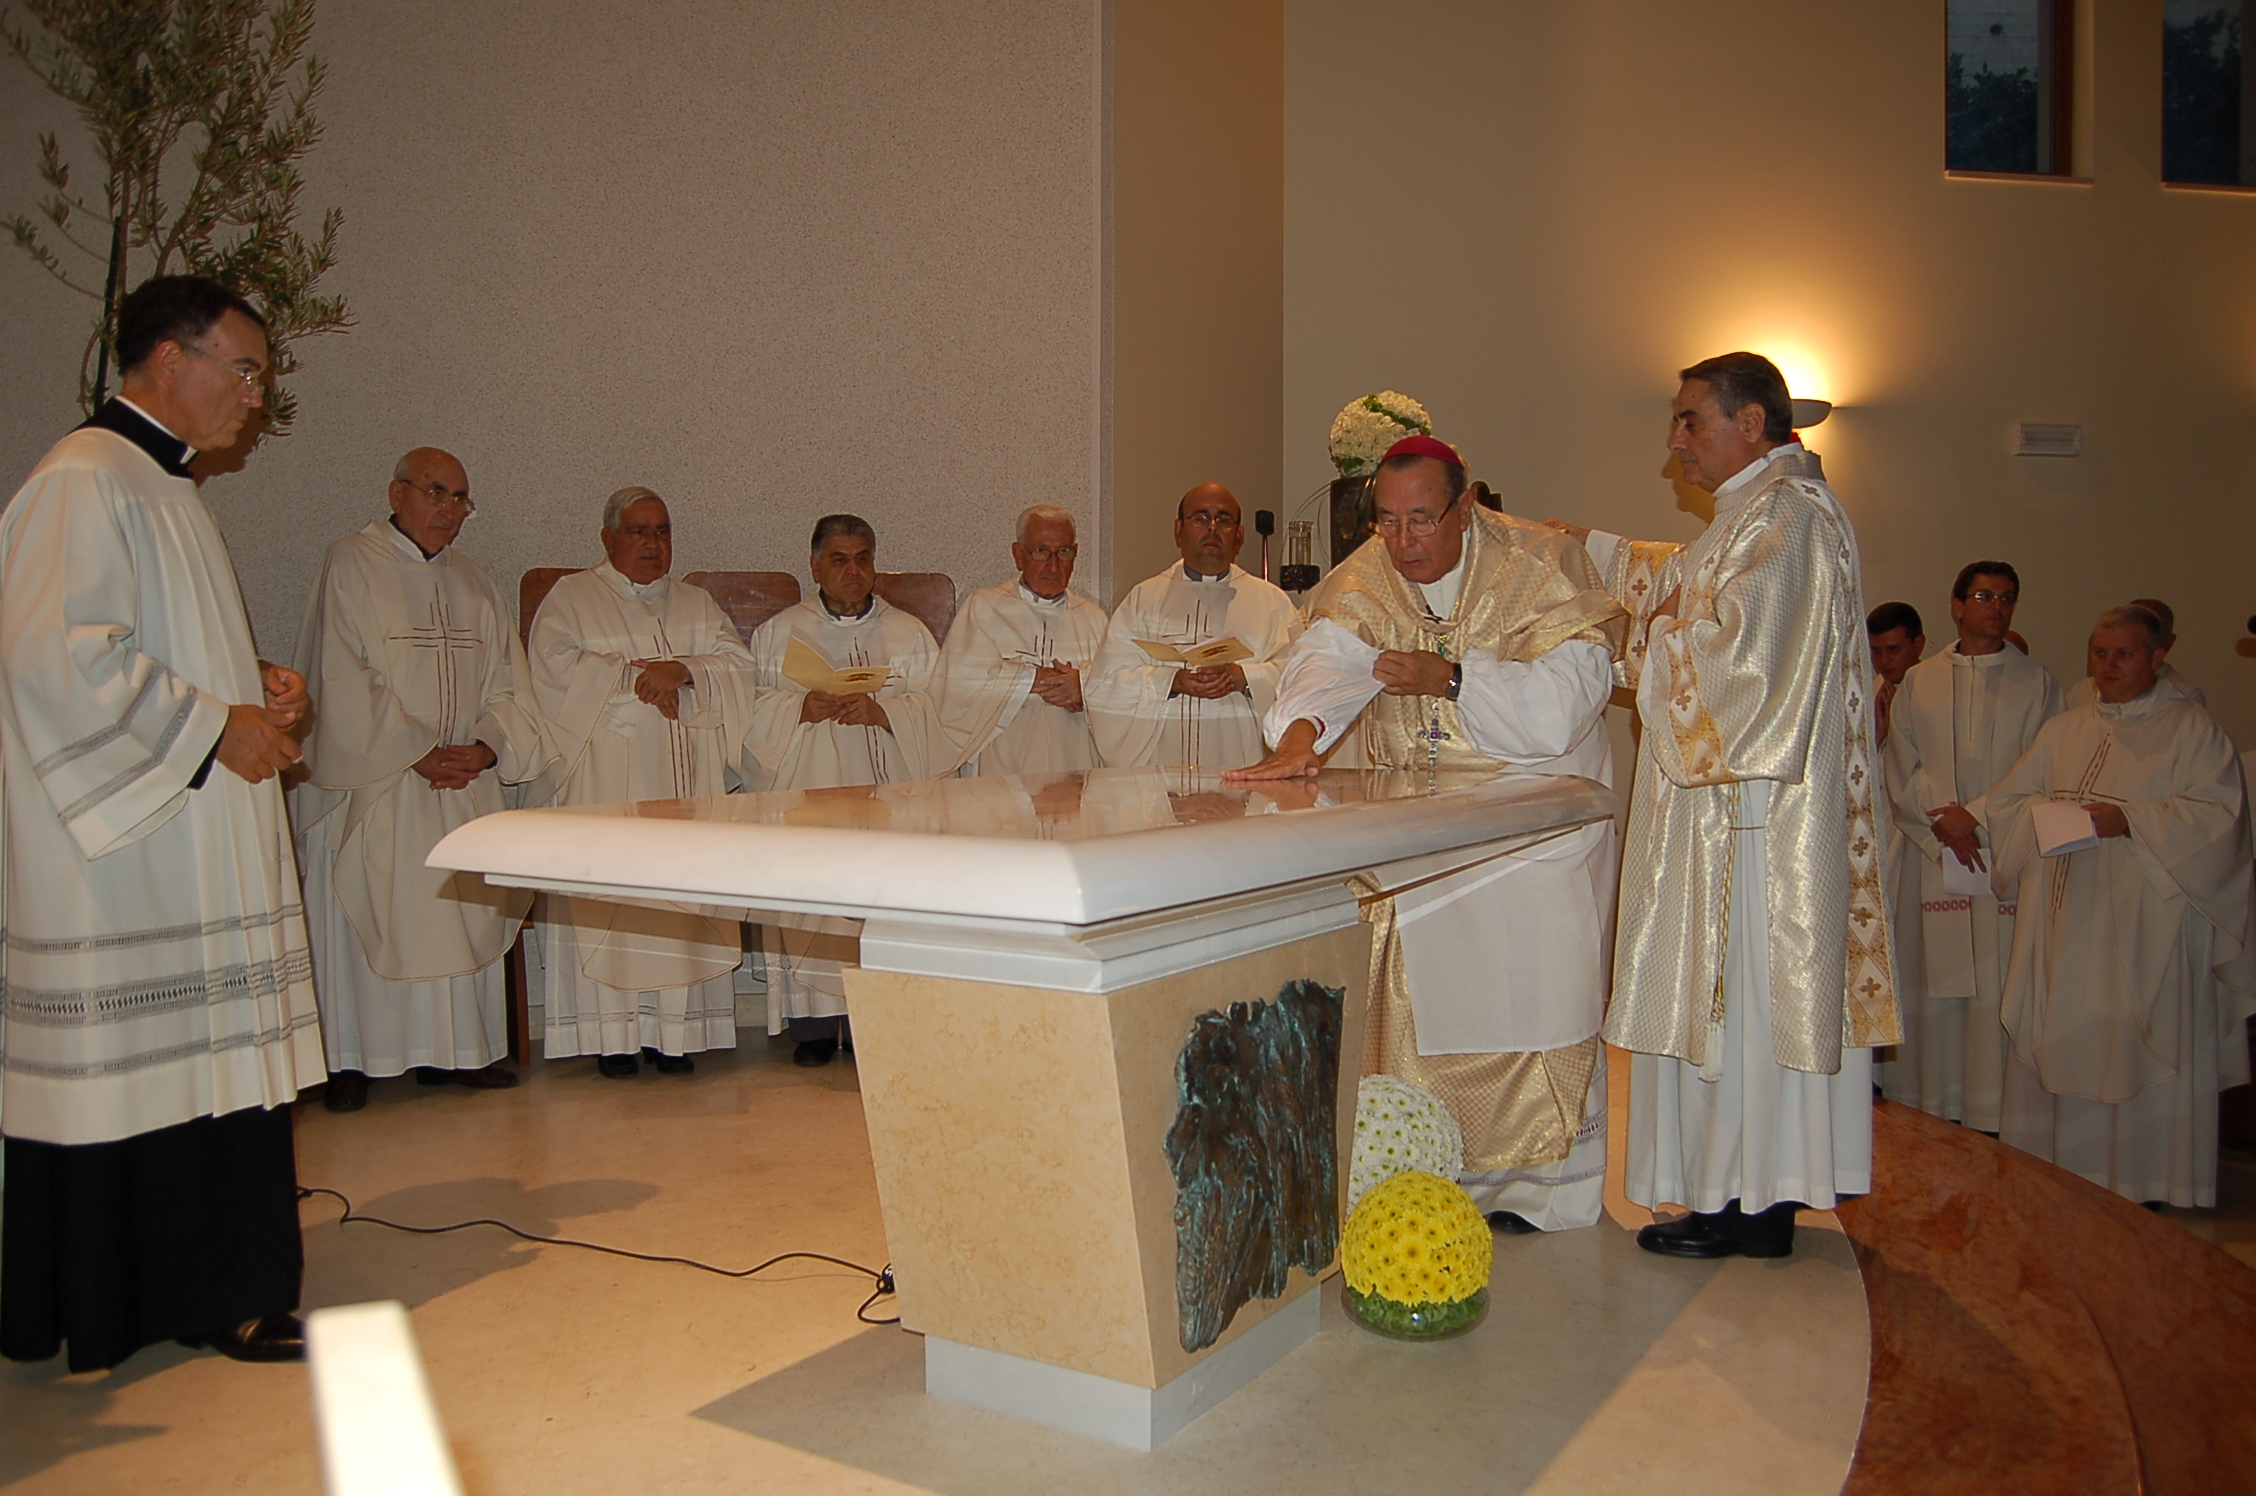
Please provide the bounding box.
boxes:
[2015,423,2082,457]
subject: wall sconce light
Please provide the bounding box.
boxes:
[1790,398,1833,428]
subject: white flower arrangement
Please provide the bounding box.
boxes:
[1347,1073,1465,1209]
[1328,391,1432,477]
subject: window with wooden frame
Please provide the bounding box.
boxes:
[2163,2,2255,186]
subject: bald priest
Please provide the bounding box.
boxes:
[1230,435,1626,1231]
[1086,482,1302,770]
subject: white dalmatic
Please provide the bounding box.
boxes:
[1882,643,2061,1129]
[292,521,550,1076]
[1988,681,2256,1207]
[1086,566,1302,769]
[528,564,759,1058]
[933,581,1108,776]
[745,595,943,1030]
[0,412,324,1144]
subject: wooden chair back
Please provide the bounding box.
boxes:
[875,571,959,647]
[683,570,803,645]
[518,567,583,648]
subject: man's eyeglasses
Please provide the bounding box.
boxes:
[1964,590,2016,605]
[1181,510,1242,530]
[1022,544,1077,563]
[1373,494,1459,539]
[398,480,476,516]
[183,342,267,403]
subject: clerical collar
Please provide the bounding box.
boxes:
[387,514,445,561]
[1411,547,1469,621]
[1018,581,1069,608]
[820,592,876,622]
[598,560,669,603]
[1181,564,1233,583]
[1948,640,2010,665]
[80,397,195,478]
[1712,441,1805,504]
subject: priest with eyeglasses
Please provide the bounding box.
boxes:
[933,504,1108,776]
[292,448,551,1113]
[1228,434,1625,1232]
[1086,482,1302,769]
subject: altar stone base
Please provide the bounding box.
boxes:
[844,923,1370,1447]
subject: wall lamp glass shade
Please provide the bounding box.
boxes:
[1790,398,1833,429]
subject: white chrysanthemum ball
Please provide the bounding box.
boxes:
[1328,391,1433,477]
[1348,1073,1465,1209]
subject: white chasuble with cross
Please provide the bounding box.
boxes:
[291,521,550,1074]
[527,565,759,1056]
[1085,565,1302,770]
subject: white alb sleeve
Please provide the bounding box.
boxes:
[1263,619,1384,752]
[1583,529,1622,576]
[1454,638,1614,764]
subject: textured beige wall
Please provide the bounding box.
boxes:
[1111,0,1285,595]
[1286,0,2256,742]
[0,1,1107,657]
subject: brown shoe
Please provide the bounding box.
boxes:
[449,1064,519,1089]
[178,1313,305,1363]
[323,1071,369,1112]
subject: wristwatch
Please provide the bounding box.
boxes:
[1445,662,1463,702]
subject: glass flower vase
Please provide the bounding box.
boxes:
[1341,1281,1489,1341]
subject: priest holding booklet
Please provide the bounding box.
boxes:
[1986,603,2256,1208]
[745,513,944,1065]
[1086,481,1302,768]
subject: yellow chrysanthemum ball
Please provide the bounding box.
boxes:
[1340,1170,1492,1326]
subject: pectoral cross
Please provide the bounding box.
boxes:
[1422,609,1453,770]
[393,596,483,735]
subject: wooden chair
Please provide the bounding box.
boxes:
[683,570,801,644]
[517,566,582,650]
[875,571,959,646]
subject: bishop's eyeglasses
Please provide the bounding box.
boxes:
[1373,494,1459,539]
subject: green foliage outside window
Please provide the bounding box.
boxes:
[1945,51,2040,174]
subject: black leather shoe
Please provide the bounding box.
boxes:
[1737,1201,1801,1258]
[415,1066,453,1085]
[448,1064,520,1089]
[793,1037,839,1068]
[1637,1211,1742,1259]
[178,1313,305,1363]
[596,1052,640,1079]
[323,1072,368,1113]
[647,1048,694,1075]
[1487,1210,1541,1235]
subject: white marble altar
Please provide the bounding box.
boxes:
[430,766,1614,1448]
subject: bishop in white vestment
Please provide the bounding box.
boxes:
[1882,563,2061,1131]
[1989,606,2256,1207]
[1087,483,1302,769]
[1231,436,1625,1231]
[934,504,1107,776]
[1594,355,1899,1261]
[292,449,551,1108]
[528,489,759,1076]
[1,280,324,1370]
[744,514,944,1065]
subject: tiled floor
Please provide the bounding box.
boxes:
[0,1042,1873,1494]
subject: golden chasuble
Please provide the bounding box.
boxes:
[1308,508,1624,771]
[1605,449,1902,1074]
[1310,508,1624,1170]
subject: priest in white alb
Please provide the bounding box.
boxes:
[1,277,324,1370]
[1882,561,2060,1131]
[1989,604,2255,1207]
[933,504,1107,776]
[2062,596,2205,710]
[1086,482,1302,769]
[292,448,549,1112]
[1583,353,1900,1262]
[745,513,944,1066]
[1229,434,1625,1232]
[527,487,759,1078]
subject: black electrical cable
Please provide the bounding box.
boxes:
[298,1185,898,1324]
